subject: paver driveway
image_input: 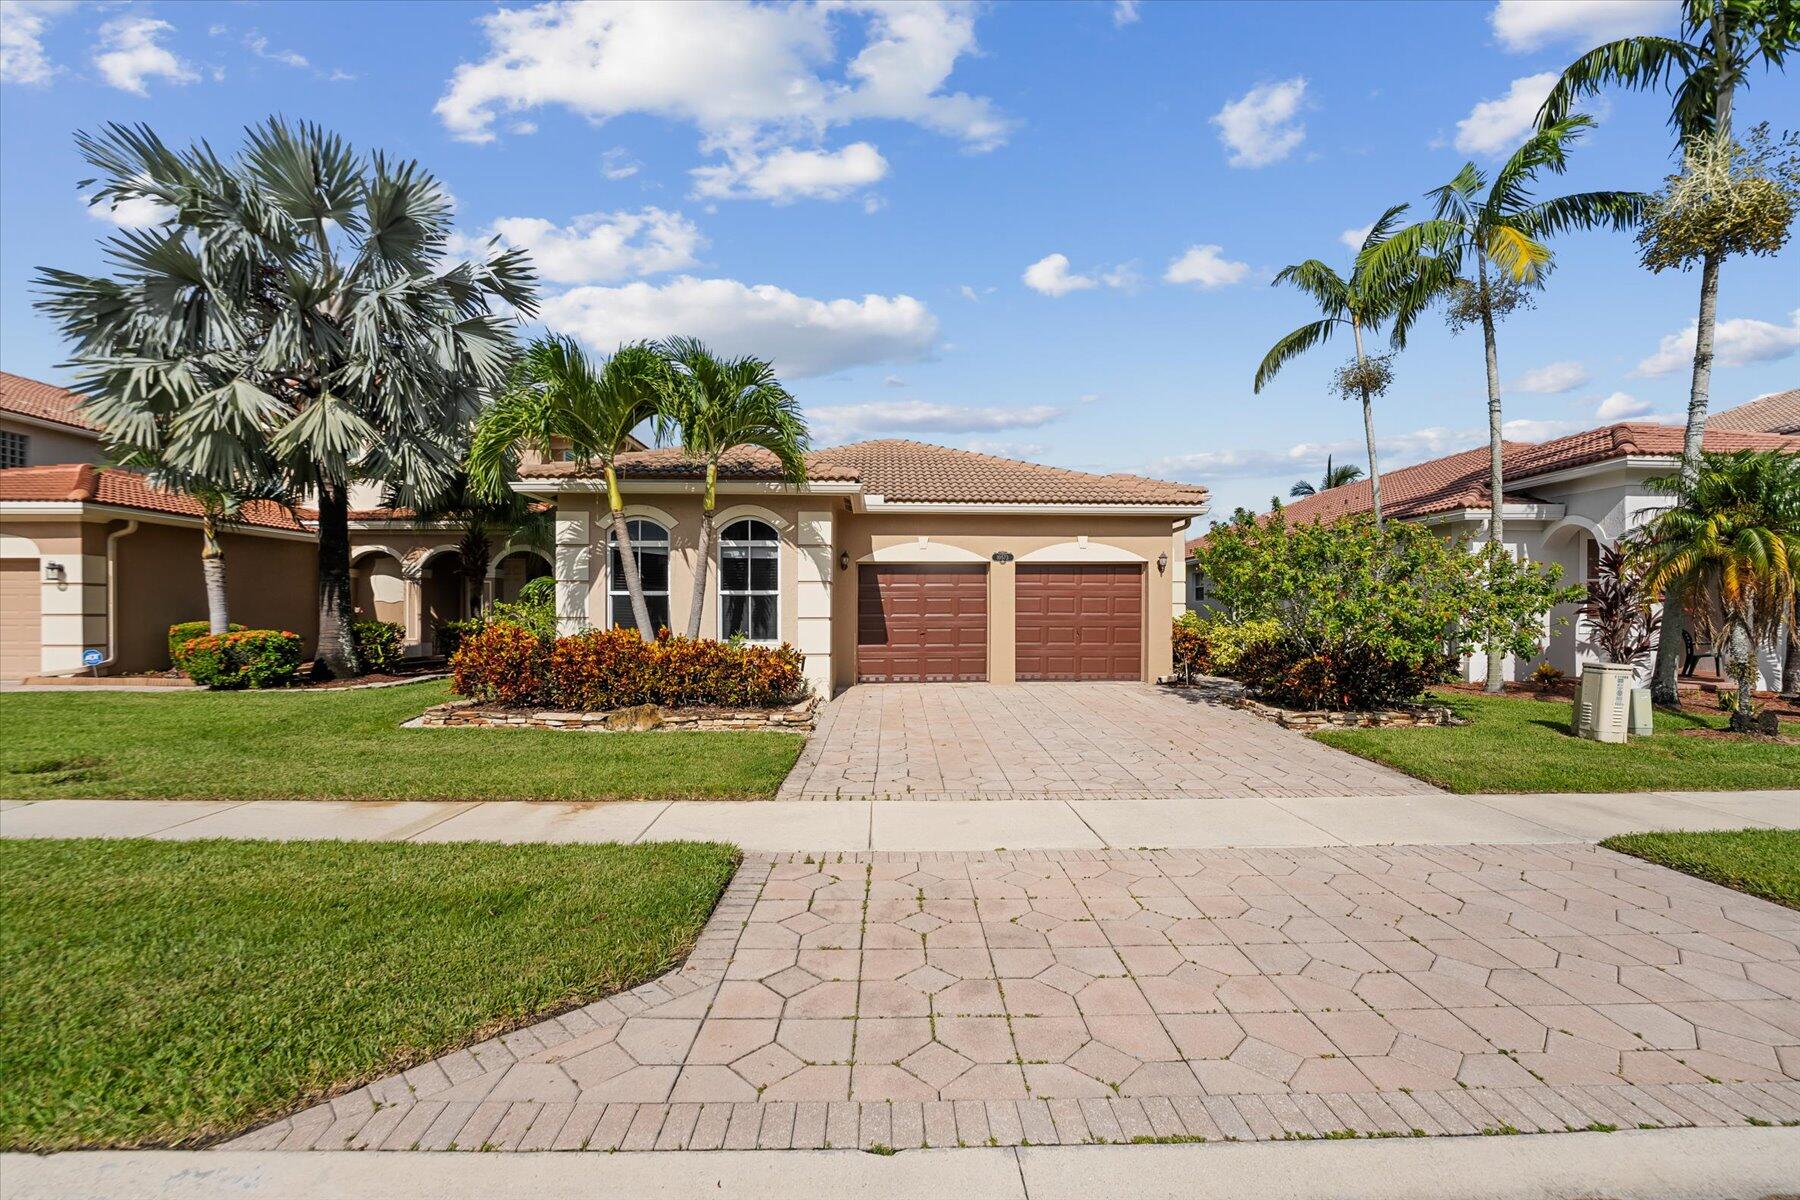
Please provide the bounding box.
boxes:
[235,845,1800,1153]
[778,682,1440,800]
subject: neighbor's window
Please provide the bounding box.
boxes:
[608,518,670,633]
[0,430,27,469]
[719,518,779,643]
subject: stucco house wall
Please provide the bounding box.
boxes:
[0,416,105,467]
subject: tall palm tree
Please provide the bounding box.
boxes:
[1289,455,1364,498]
[468,336,672,639]
[1366,118,1643,690]
[1538,0,1798,704]
[410,473,549,616]
[1631,450,1800,727]
[1253,206,1441,527]
[655,338,809,639]
[35,118,536,676]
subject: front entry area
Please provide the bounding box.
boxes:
[1015,563,1142,681]
[856,564,987,682]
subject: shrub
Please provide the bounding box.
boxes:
[167,620,244,663]
[1172,613,1212,682]
[434,617,482,661]
[350,620,405,673]
[173,630,305,689]
[1235,634,1456,712]
[456,625,808,711]
[1171,614,1282,684]
[449,621,548,707]
[1530,661,1565,692]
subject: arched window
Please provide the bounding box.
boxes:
[719,518,779,643]
[608,519,670,632]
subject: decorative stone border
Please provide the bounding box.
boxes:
[410,694,819,732]
[1233,695,1467,730]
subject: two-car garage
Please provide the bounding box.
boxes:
[855,562,1144,683]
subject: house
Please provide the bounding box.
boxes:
[1187,401,1800,688]
[514,441,1208,697]
[0,371,108,468]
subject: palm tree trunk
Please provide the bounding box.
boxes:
[1729,615,1754,732]
[201,512,229,634]
[1477,257,1507,693]
[314,481,360,678]
[684,463,717,639]
[1350,319,1383,527]
[1782,595,1800,698]
[605,465,656,640]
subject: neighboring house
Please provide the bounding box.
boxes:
[1187,402,1800,689]
[516,441,1207,697]
[0,371,108,468]
[1707,387,1800,436]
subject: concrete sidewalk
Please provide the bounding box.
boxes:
[6,1128,1798,1200]
[0,790,1794,851]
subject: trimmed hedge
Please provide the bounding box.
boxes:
[174,630,306,690]
[167,620,244,663]
[351,620,405,674]
[1234,634,1455,712]
[451,622,807,711]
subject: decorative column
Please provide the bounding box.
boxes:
[554,507,592,636]
[794,510,834,697]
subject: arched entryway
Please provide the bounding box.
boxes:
[419,548,470,654]
[1541,521,1603,679]
[490,548,552,604]
[350,549,407,628]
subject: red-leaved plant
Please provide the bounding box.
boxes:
[1577,543,1661,666]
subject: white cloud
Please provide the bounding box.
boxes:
[809,398,1063,438]
[1339,224,1374,252]
[1211,77,1306,168]
[2,0,74,85]
[245,32,307,69]
[93,15,198,95]
[1454,72,1558,156]
[1632,309,1800,377]
[85,192,175,229]
[1490,0,1675,52]
[1163,244,1251,289]
[435,1,1008,202]
[1511,360,1589,394]
[450,207,703,286]
[601,147,640,180]
[1112,1,1141,27]
[1593,390,1652,420]
[1023,253,1096,297]
[539,276,938,379]
[691,142,887,203]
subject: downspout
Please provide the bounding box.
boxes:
[93,519,140,673]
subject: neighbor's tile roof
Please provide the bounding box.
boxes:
[809,440,1209,506]
[0,464,306,531]
[0,372,102,433]
[518,439,1209,507]
[1707,388,1800,435]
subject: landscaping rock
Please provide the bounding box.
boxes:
[411,693,818,733]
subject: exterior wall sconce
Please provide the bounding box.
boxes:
[1156,552,1169,575]
[44,561,66,583]
[838,551,850,571]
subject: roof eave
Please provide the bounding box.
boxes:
[0,410,103,438]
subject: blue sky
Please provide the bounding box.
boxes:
[2,0,1796,519]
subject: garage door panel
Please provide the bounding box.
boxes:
[1015,563,1142,681]
[858,565,987,682]
[2,559,42,681]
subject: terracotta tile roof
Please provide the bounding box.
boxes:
[0,464,306,531]
[0,372,102,434]
[809,440,1210,506]
[519,445,861,484]
[1708,388,1800,435]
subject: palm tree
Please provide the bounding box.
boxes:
[655,338,809,639]
[468,336,672,639]
[1254,206,1442,527]
[1366,118,1643,690]
[410,474,549,616]
[35,119,536,676]
[1289,455,1364,498]
[1538,0,1798,704]
[1631,450,1800,727]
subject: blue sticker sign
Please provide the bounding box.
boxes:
[82,648,104,667]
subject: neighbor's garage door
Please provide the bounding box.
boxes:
[1015,564,1143,681]
[857,565,988,682]
[1,559,41,681]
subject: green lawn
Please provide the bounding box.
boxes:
[0,681,803,801]
[1315,691,1800,793]
[1602,829,1800,910]
[0,837,738,1151]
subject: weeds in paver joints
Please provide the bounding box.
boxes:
[1478,1125,1523,1136]
[1581,1123,1619,1133]
[865,1143,896,1155]
[1130,1134,1208,1145]
[1746,1117,1772,1126]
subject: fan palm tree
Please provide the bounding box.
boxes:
[1538,0,1798,704]
[1253,206,1442,527]
[35,118,536,676]
[1630,450,1800,727]
[1289,455,1364,498]
[468,336,672,639]
[1365,118,1644,690]
[655,338,809,639]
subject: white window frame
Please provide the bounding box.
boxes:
[717,517,780,645]
[607,518,671,633]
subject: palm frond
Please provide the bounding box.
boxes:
[1536,36,1700,131]
[1252,319,1337,393]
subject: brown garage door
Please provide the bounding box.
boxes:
[1,559,41,681]
[1016,564,1143,681]
[857,565,987,682]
